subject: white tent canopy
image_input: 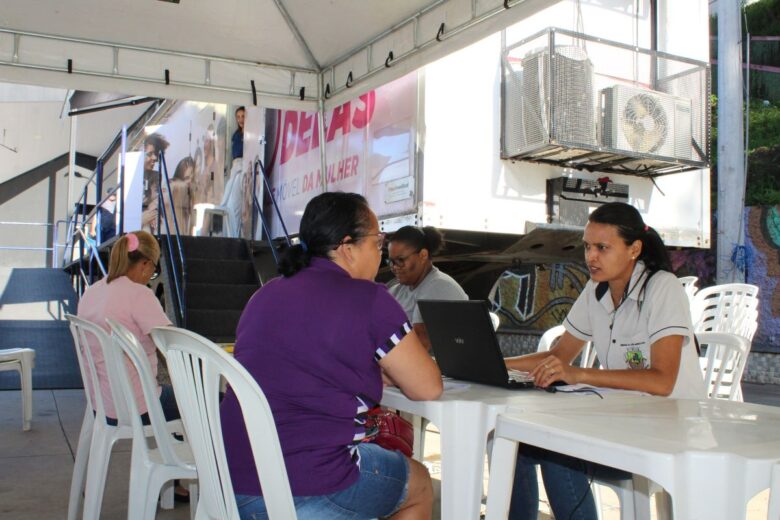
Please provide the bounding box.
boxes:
[0,0,549,110]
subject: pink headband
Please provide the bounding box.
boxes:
[126,233,139,252]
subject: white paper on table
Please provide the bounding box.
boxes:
[442,379,471,391]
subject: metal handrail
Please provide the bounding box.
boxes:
[0,246,53,251]
[71,100,164,197]
[252,193,280,266]
[53,219,67,266]
[0,221,65,268]
[156,152,186,325]
[253,158,292,247]
[0,221,53,226]
[76,227,107,277]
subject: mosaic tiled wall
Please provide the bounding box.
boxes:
[746,206,780,354]
[491,263,590,332]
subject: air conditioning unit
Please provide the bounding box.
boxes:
[600,85,692,160]
[503,46,596,157]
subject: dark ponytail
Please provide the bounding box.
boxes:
[278,192,372,277]
[388,226,444,256]
[588,202,671,279]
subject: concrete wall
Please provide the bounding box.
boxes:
[0,83,150,268]
[0,100,69,184]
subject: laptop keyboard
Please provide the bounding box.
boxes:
[508,369,534,383]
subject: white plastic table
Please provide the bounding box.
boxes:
[485,396,780,520]
[381,381,597,520]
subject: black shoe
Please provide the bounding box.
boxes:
[173,479,190,503]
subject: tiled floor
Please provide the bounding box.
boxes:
[0,384,777,519]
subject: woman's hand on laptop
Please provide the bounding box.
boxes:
[531,356,578,388]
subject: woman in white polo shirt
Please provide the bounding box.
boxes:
[504,202,705,520]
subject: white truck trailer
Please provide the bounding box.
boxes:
[263,0,711,282]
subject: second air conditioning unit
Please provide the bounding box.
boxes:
[600,85,692,161]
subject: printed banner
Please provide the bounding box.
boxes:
[264,72,418,237]
[128,101,228,236]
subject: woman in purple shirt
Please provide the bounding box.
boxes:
[221,192,443,519]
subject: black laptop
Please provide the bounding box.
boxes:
[418,299,535,389]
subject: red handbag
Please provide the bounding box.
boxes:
[363,406,414,458]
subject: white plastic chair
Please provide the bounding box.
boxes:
[678,276,698,305]
[107,319,199,520]
[537,325,565,352]
[65,315,183,520]
[0,348,35,430]
[489,311,501,331]
[151,326,296,519]
[698,331,751,401]
[692,283,758,401]
[692,283,759,341]
[536,324,596,369]
[769,462,780,520]
[192,203,231,237]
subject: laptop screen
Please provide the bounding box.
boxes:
[418,300,516,386]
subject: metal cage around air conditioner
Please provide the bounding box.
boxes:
[501,27,711,178]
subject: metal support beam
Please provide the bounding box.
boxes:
[716,0,746,283]
[0,27,319,111]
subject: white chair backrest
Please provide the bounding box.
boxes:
[698,331,751,401]
[151,326,296,520]
[107,319,191,469]
[691,283,759,341]
[66,314,132,425]
[678,275,698,302]
[66,314,98,415]
[489,312,500,331]
[537,325,566,352]
[536,325,596,368]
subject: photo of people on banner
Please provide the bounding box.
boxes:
[134,102,234,237]
[126,72,416,240]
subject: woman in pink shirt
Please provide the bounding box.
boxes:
[77,231,177,425]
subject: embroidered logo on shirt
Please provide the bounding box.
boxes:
[624,347,648,369]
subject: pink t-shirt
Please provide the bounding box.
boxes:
[77,276,171,418]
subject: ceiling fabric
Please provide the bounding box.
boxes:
[0,0,549,110]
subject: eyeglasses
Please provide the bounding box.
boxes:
[148,259,161,280]
[385,251,420,268]
[359,232,386,251]
[337,232,386,251]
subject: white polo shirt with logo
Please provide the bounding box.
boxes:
[564,261,706,399]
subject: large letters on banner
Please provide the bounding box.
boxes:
[266,72,418,237]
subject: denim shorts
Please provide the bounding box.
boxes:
[235,443,410,520]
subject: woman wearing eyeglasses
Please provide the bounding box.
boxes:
[77,231,179,426]
[387,226,468,350]
[222,192,442,520]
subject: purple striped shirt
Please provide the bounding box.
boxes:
[220,257,410,497]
